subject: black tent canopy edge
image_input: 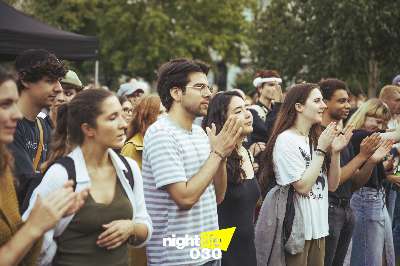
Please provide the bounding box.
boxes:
[0,0,99,61]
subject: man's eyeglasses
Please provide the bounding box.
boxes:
[185,84,215,97]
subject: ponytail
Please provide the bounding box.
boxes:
[41,103,71,172]
[41,89,114,173]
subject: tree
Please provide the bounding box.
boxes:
[17,0,256,89]
[234,69,255,95]
[252,0,400,96]
[252,0,307,88]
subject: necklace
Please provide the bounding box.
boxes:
[293,127,309,143]
[293,127,308,136]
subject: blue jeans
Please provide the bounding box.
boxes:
[350,187,395,266]
[325,203,355,266]
[392,190,400,262]
[387,187,397,221]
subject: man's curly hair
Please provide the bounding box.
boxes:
[15,49,67,93]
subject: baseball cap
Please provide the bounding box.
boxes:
[392,75,400,86]
[117,82,145,97]
[61,70,82,87]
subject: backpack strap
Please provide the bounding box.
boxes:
[282,185,295,245]
[33,117,44,171]
[53,157,77,191]
[117,154,134,189]
[21,156,76,214]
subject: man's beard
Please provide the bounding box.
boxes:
[331,111,347,121]
[184,104,205,118]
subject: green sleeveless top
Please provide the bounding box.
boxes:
[53,178,133,266]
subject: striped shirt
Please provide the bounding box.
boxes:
[142,116,219,266]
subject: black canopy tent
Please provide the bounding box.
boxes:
[0,0,99,61]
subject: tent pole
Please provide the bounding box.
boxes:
[95,60,99,88]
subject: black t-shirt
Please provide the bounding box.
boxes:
[328,143,355,200]
[246,102,281,146]
[7,117,52,206]
[350,129,386,189]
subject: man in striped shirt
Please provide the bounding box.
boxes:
[142,58,242,266]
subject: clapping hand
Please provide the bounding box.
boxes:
[317,122,337,151]
[26,180,88,236]
[359,133,381,159]
[331,125,354,153]
[369,139,394,164]
[206,116,242,158]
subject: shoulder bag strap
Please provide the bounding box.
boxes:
[33,117,44,171]
[117,154,134,189]
[56,157,77,191]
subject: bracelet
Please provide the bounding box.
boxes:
[211,150,226,160]
[315,148,327,157]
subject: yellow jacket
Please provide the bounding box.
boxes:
[121,133,144,169]
[121,134,147,266]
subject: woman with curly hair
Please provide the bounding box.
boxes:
[202,90,260,266]
[9,49,67,210]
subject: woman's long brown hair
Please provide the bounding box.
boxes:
[258,83,321,195]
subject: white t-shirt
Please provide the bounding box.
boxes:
[273,130,329,240]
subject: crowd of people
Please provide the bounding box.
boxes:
[1,48,400,266]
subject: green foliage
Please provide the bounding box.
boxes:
[233,70,255,95]
[252,0,400,95]
[252,0,306,84]
[22,0,99,32]
[17,0,256,88]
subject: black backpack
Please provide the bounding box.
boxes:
[20,154,134,213]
